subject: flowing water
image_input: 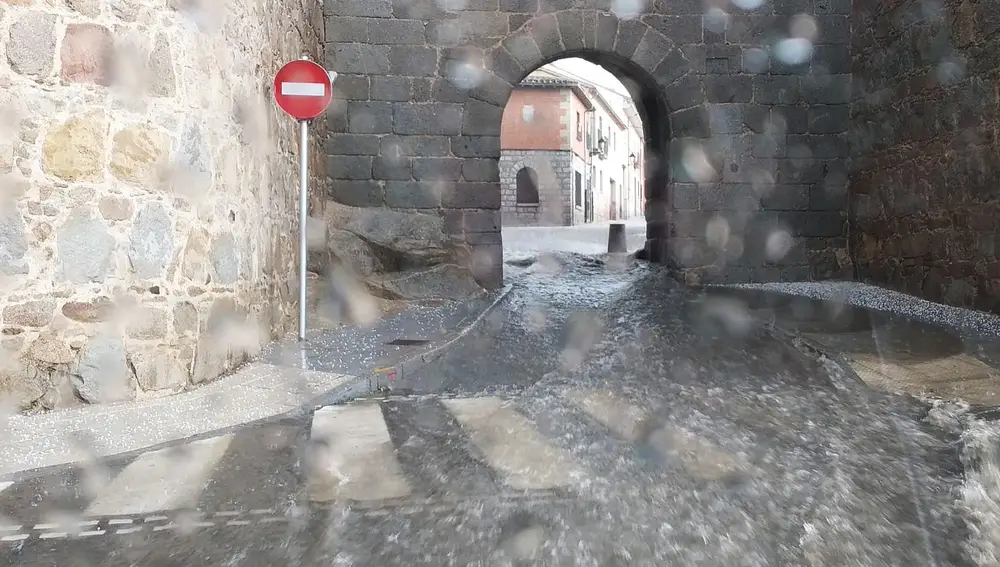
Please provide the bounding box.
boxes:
[3,248,999,566]
[445,248,1000,566]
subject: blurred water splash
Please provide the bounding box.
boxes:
[929,401,1000,566]
[790,14,819,42]
[704,8,729,34]
[681,143,718,183]
[610,0,647,20]
[560,310,605,371]
[436,0,468,10]
[743,47,769,73]
[446,59,484,91]
[773,38,813,66]
[935,57,967,85]
[171,0,226,32]
[765,229,793,262]
[314,266,380,329]
[705,215,731,250]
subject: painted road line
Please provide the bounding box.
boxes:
[39,532,67,540]
[192,521,215,528]
[116,527,143,535]
[280,82,325,97]
[86,435,233,517]
[565,389,752,481]
[562,389,649,443]
[1,533,28,542]
[0,481,18,533]
[442,397,585,490]
[307,402,412,503]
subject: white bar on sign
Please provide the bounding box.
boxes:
[307,402,411,502]
[443,397,585,490]
[281,82,326,97]
[85,435,232,517]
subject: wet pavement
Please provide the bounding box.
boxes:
[704,286,1000,409]
[2,225,1000,565]
[502,218,646,265]
[0,291,507,477]
[265,294,501,392]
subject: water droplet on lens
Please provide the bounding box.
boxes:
[774,38,813,65]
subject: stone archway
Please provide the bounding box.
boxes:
[321,3,853,293]
[449,10,711,287]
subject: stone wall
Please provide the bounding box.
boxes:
[851,0,1000,313]
[0,0,322,411]
[667,0,854,284]
[320,1,854,290]
[499,149,574,226]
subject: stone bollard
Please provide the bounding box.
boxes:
[607,222,626,253]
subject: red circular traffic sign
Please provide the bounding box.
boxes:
[273,59,333,121]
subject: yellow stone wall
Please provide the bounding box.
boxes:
[0,0,323,409]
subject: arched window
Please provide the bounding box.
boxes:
[515,167,539,204]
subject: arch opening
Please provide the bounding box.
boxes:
[495,49,670,257]
[515,167,540,204]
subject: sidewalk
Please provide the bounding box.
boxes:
[703,283,1000,410]
[0,287,512,478]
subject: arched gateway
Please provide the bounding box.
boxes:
[320,3,852,289]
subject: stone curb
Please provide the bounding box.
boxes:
[0,365,365,480]
[768,319,1000,418]
[765,322,874,394]
[695,284,914,397]
[362,283,516,394]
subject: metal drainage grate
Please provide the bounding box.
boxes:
[386,338,430,346]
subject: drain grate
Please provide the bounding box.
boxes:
[386,338,430,346]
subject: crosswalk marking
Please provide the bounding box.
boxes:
[1,391,648,524]
[565,389,753,481]
[442,397,584,490]
[307,401,412,502]
[85,435,232,517]
[563,389,650,443]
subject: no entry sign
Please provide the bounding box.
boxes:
[274,56,338,342]
[273,58,335,121]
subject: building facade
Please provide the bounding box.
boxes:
[499,64,644,227]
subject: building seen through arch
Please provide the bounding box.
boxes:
[499,61,645,227]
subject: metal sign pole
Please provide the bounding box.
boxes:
[272,53,333,343]
[298,117,309,342]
